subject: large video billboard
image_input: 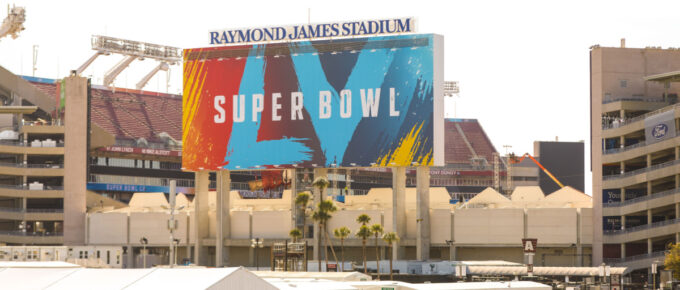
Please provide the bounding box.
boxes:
[183,34,444,171]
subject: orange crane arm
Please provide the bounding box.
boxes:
[510,153,565,188]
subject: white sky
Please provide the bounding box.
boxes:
[2,0,680,195]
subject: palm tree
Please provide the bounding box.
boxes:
[382,232,400,280]
[355,225,372,274]
[312,199,337,272]
[312,177,330,197]
[356,214,371,226]
[371,224,384,280]
[289,228,302,242]
[334,226,351,272]
[295,192,311,238]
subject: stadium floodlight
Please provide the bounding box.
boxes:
[76,35,182,89]
[443,81,459,96]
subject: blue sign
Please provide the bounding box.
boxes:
[652,124,669,139]
[87,183,194,194]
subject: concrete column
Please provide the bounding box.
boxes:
[619,136,625,148]
[676,146,680,160]
[193,171,210,266]
[676,174,680,188]
[620,161,625,174]
[676,232,680,244]
[576,209,582,266]
[621,187,626,203]
[312,168,327,261]
[676,203,680,220]
[392,167,406,260]
[647,154,652,167]
[450,212,456,261]
[215,170,231,267]
[648,238,653,254]
[647,181,653,196]
[621,243,626,259]
[289,169,297,231]
[63,76,89,245]
[126,246,134,268]
[648,209,653,225]
[621,215,626,230]
[416,166,430,261]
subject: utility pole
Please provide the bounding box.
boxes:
[167,180,184,268]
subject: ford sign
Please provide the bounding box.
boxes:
[652,123,668,139]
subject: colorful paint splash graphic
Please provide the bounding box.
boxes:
[183,34,441,170]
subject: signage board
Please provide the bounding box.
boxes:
[209,17,415,45]
[522,238,537,253]
[183,34,444,170]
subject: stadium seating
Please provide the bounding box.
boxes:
[28,80,181,143]
[445,119,498,165]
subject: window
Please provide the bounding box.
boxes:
[97,250,100,259]
[620,79,627,88]
[106,251,110,264]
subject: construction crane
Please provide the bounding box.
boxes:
[0,4,25,40]
[509,153,565,188]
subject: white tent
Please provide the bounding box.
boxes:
[0,267,277,290]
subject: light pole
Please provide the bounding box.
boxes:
[251,238,264,270]
[140,237,148,268]
[164,180,184,268]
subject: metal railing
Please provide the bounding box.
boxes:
[603,103,680,130]
[603,188,680,208]
[604,251,666,264]
[0,207,63,214]
[0,184,63,190]
[602,96,666,104]
[604,218,680,235]
[603,129,680,155]
[0,230,63,236]
[0,162,63,169]
[0,140,64,147]
[602,159,680,181]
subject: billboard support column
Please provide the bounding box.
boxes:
[416,166,430,261]
[312,168,327,262]
[216,170,231,267]
[193,170,210,266]
[392,166,406,260]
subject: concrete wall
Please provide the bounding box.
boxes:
[230,211,250,239]
[252,210,291,239]
[581,208,594,244]
[454,208,524,244]
[527,208,577,244]
[430,209,451,244]
[88,213,127,245]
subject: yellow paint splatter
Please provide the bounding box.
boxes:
[375,122,434,167]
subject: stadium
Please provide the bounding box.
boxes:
[0,5,608,289]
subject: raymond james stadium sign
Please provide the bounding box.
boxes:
[209,17,415,45]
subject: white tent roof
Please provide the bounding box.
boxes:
[543,186,592,208]
[467,265,626,277]
[128,192,169,209]
[0,268,80,290]
[255,270,371,281]
[0,261,80,268]
[45,268,155,290]
[0,267,277,290]
[466,187,510,206]
[510,186,545,203]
